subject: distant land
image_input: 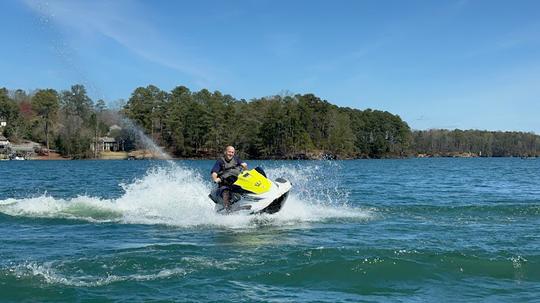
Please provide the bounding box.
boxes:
[1,84,539,160]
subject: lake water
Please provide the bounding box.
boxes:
[0,158,539,302]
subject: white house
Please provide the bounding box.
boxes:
[0,135,10,151]
[91,137,124,152]
[100,137,117,151]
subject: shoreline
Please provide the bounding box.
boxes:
[8,155,539,161]
[3,148,538,161]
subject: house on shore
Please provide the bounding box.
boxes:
[92,137,125,152]
[91,124,127,153]
[0,135,10,155]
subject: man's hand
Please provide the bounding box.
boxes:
[214,178,221,184]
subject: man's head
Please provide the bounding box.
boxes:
[224,146,235,160]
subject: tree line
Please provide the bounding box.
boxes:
[0,85,115,158]
[412,129,540,157]
[122,85,411,159]
[1,84,539,158]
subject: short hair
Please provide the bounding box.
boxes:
[224,146,235,152]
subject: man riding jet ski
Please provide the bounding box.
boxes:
[209,146,291,214]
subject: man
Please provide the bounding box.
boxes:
[211,146,248,210]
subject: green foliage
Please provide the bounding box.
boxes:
[32,89,59,117]
[31,89,59,150]
[6,83,538,159]
[56,84,95,157]
[123,85,169,143]
[0,88,21,139]
[61,84,94,120]
[123,86,412,159]
[95,99,107,112]
[328,109,355,157]
[412,129,540,157]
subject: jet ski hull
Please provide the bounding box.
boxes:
[258,190,289,214]
[209,177,291,215]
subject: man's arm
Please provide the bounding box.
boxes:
[211,172,221,183]
[236,156,248,170]
[210,160,222,183]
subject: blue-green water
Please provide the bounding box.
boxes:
[0,159,539,302]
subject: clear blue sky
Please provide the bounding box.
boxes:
[1,0,539,133]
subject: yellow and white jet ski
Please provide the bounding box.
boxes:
[208,167,291,215]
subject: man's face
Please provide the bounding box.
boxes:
[225,147,235,160]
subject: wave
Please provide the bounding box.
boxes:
[0,163,371,228]
[2,248,538,289]
[4,261,189,287]
[242,247,540,285]
[376,203,540,218]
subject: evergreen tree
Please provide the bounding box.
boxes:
[0,88,22,140]
[31,89,59,152]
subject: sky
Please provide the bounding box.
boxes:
[1,0,539,133]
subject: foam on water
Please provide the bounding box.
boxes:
[0,163,371,228]
[7,261,189,287]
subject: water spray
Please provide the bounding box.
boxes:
[120,117,173,161]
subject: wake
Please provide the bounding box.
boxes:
[0,163,372,228]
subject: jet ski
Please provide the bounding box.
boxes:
[208,167,291,215]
